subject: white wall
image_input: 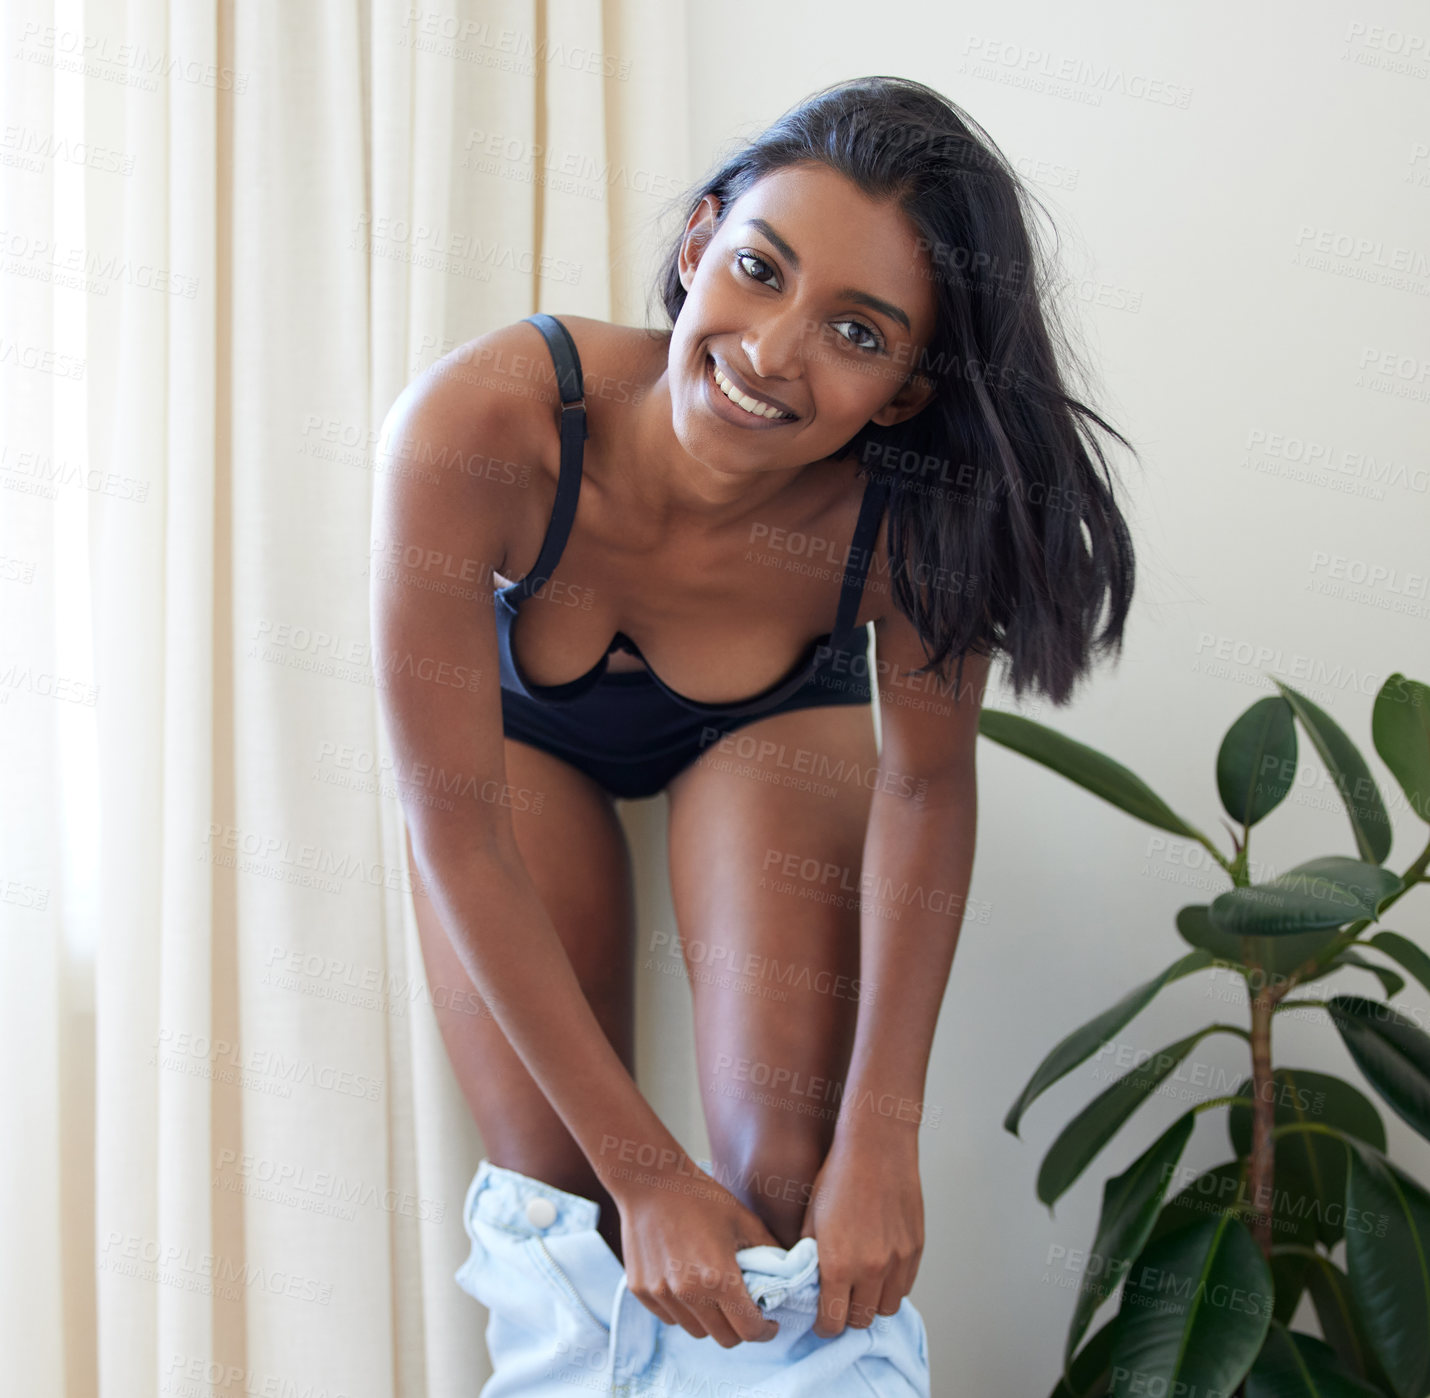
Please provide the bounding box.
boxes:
[629,1,1430,1387]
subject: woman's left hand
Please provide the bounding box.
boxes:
[798,1126,924,1338]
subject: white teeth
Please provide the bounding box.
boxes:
[712,361,790,420]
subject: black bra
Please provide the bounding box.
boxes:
[492,312,890,720]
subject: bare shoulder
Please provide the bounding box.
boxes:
[374,318,573,576]
[385,317,568,472]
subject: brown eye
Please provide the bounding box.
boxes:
[833,319,885,354]
[736,250,778,287]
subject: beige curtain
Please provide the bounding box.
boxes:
[1,1,689,1392]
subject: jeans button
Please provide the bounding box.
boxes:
[525,1196,557,1228]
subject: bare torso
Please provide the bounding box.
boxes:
[486,313,892,708]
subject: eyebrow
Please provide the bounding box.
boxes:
[742,218,912,333]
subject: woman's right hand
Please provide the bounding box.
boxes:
[616,1158,785,1346]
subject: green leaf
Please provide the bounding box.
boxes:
[1227,1068,1386,1248]
[1304,1255,1398,1391]
[978,708,1208,840]
[1176,904,1247,963]
[1146,1161,1248,1247]
[1245,1321,1385,1397]
[1062,1114,1196,1383]
[1005,949,1215,1137]
[1208,857,1401,938]
[1109,1213,1272,1396]
[1336,949,1406,1000]
[1176,905,1343,984]
[1371,673,1430,823]
[1327,995,1430,1143]
[1367,931,1430,998]
[1268,1250,1312,1327]
[1050,1316,1117,1398]
[1274,680,1393,864]
[1218,696,1298,828]
[1037,1028,1216,1208]
[1344,1143,1430,1396]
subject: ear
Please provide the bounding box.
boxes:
[869,370,937,428]
[677,194,723,292]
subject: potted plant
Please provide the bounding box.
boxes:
[981,672,1430,1397]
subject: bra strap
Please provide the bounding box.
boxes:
[512,313,589,601]
[832,473,891,635]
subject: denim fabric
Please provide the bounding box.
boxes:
[455,1157,931,1397]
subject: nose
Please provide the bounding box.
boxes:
[740,306,806,383]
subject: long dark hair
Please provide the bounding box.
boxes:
[651,75,1137,708]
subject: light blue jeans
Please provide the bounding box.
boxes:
[455,1158,932,1397]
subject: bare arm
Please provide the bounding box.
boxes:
[838,611,989,1136]
[839,763,979,1136]
[369,343,682,1194]
[801,602,989,1337]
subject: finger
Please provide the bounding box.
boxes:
[876,1258,915,1317]
[663,1297,709,1340]
[660,1254,740,1346]
[847,1272,886,1330]
[812,1275,852,1338]
[874,1274,904,1317]
[714,1236,781,1343]
[641,1271,707,1340]
[720,1281,779,1345]
[632,1287,683,1331]
[681,1290,742,1348]
[671,1287,745,1348]
[677,1260,746,1348]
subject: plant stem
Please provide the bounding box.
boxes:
[1186,823,1239,879]
[1247,986,1276,1258]
[1207,1022,1254,1042]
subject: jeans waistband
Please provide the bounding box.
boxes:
[464,1158,603,1239]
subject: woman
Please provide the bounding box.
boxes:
[372,75,1135,1385]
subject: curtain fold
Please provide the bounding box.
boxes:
[0,7,68,1386]
[2,1,689,1392]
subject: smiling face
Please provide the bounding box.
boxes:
[670,161,939,472]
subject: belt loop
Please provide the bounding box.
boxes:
[606,1270,659,1391]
